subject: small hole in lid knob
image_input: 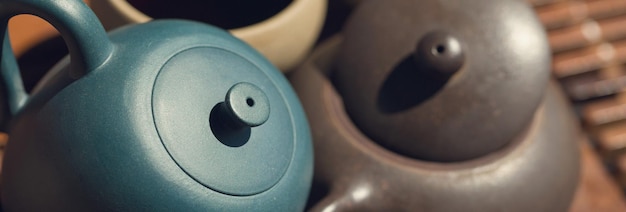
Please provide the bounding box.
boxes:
[434,45,446,54]
[246,98,255,107]
[414,31,465,80]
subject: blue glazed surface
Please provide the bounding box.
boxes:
[0,0,312,211]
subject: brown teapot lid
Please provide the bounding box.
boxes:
[333,0,551,162]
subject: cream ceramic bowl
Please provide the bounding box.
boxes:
[90,0,327,72]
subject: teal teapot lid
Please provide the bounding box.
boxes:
[152,45,294,196]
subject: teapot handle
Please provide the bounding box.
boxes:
[0,0,113,126]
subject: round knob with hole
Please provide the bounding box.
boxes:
[414,31,464,80]
[223,82,270,128]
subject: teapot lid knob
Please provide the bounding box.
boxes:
[414,31,464,80]
[224,82,270,128]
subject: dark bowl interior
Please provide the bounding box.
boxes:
[127,0,293,29]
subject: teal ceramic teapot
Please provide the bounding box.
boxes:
[0,0,312,211]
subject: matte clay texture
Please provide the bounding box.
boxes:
[333,0,550,162]
[290,0,580,210]
[290,36,579,211]
[0,0,312,210]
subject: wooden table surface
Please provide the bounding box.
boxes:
[570,139,626,211]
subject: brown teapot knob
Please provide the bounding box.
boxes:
[414,31,464,80]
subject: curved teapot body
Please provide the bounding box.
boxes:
[289,0,581,210]
[2,18,312,211]
[291,36,580,212]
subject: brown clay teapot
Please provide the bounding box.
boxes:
[289,0,581,211]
